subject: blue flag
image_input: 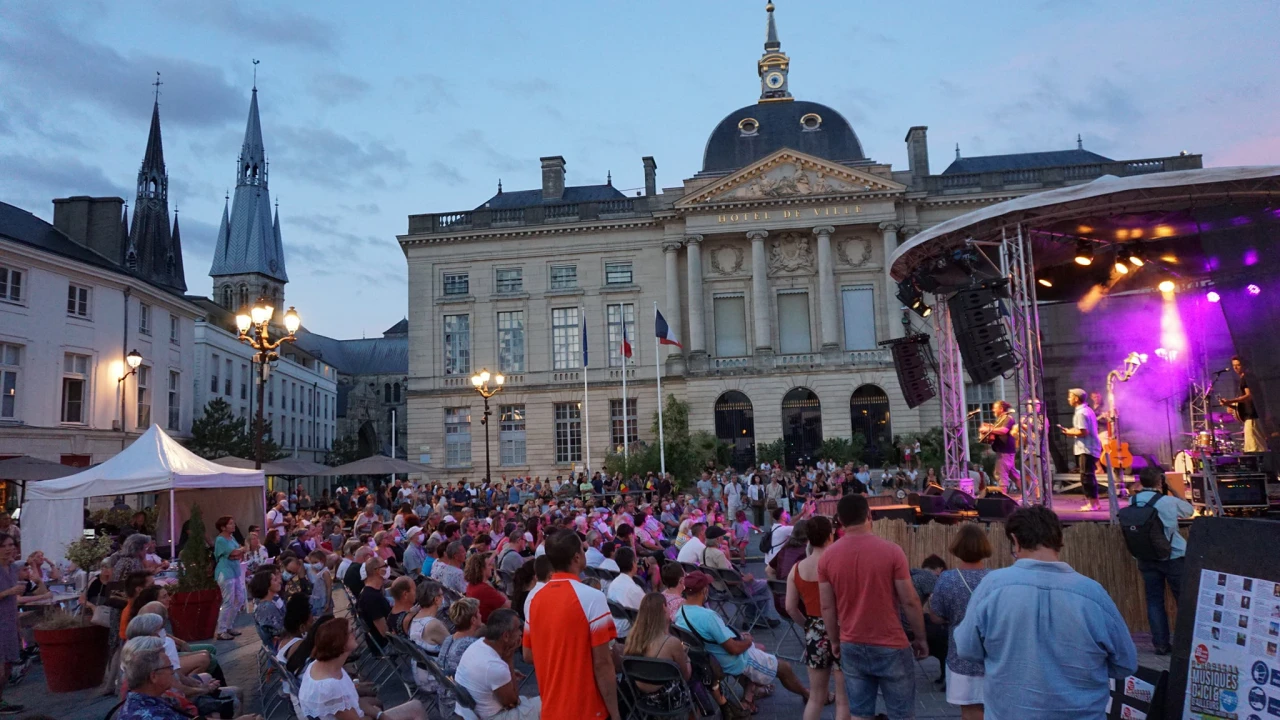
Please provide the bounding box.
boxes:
[581,311,588,367]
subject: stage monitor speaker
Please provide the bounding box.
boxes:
[976,490,1019,520]
[915,495,948,515]
[941,488,976,512]
[888,337,936,409]
[923,483,945,496]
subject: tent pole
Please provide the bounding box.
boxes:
[169,487,176,560]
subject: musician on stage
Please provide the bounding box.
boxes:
[1061,388,1103,512]
[981,400,1019,494]
[1222,355,1268,452]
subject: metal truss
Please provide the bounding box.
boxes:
[1001,224,1054,507]
[931,299,969,486]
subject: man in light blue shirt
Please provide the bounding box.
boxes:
[1128,466,1194,655]
[1061,388,1104,511]
[955,506,1136,720]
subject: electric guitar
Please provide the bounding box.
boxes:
[1218,396,1242,423]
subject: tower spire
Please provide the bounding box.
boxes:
[765,2,780,51]
[128,87,185,293]
[1077,133,1083,150]
[758,2,792,102]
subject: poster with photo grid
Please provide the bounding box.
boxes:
[1183,569,1280,718]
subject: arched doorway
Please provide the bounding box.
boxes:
[850,385,892,466]
[714,391,755,471]
[781,388,822,468]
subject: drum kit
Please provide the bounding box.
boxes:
[1174,412,1243,474]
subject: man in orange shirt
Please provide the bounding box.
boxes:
[522,530,620,720]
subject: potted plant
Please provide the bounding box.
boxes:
[64,535,114,577]
[167,504,222,641]
[32,609,110,692]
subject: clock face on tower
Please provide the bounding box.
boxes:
[765,71,785,89]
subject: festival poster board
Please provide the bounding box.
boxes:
[1166,517,1280,719]
[1108,666,1168,719]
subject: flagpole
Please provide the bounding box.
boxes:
[655,301,666,476]
[581,307,591,476]
[621,318,629,461]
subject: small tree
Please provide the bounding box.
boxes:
[175,504,216,593]
[326,434,362,466]
[755,438,786,465]
[243,417,290,462]
[188,398,243,459]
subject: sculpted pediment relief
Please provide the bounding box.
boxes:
[677,149,906,209]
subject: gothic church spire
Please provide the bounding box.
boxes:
[127,82,186,293]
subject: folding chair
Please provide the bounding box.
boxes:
[417,647,479,717]
[711,567,768,631]
[384,634,442,719]
[595,567,620,583]
[677,562,701,578]
[620,656,695,720]
[349,614,408,696]
[608,599,639,626]
[677,633,746,717]
[262,652,309,720]
[766,578,805,663]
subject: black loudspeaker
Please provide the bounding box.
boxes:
[941,488,976,512]
[948,283,1016,384]
[923,483,945,496]
[914,495,948,515]
[976,491,1019,520]
[885,335,936,408]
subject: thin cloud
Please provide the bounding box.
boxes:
[310,72,371,105]
[173,3,338,53]
[0,153,129,215]
[272,125,409,189]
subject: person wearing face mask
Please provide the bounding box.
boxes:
[357,556,393,651]
[305,550,333,616]
[401,526,428,577]
[277,552,312,599]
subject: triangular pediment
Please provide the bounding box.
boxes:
[678,149,906,209]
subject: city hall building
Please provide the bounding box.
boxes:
[399,4,1199,480]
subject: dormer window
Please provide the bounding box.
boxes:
[738,118,759,136]
[800,113,822,131]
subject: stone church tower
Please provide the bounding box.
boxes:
[209,83,289,313]
[125,93,187,293]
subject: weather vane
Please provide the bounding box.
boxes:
[153,72,162,103]
[252,59,260,90]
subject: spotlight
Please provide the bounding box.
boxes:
[1158,280,1175,293]
[1247,284,1261,296]
[1037,278,1053,288]
[1114,261,1129,275]
[1074,239,1094,266]
[918,304,933,318]
[1128,249,1146,267]
[1206,290,1221,303]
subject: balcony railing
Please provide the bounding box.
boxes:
[848,349,893,365]
[711,357,750,369]
[774,353,821,368]
[408,197,655,235]
[923,155,1202,196]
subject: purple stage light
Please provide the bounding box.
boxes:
[1247,284,1261,296]
[1206,290,1221,303]
[1244,249,1259,266]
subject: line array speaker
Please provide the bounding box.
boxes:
[948,282,1016,383]
[883,335,936,408]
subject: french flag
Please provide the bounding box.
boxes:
[621,320,633,359]
[655,308,682,348]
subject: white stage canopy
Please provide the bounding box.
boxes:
[23,425,265,563]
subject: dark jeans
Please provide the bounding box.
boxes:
[1138,556,1184,648]
[1078,453,1099,500]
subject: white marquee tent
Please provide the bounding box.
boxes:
[22,425,265,562]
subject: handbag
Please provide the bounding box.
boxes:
[90,604,112,628]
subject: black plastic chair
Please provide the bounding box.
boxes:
[766,578,805,663]
[609,599,639,625]
[384,634,443,718]
[668,624,704,650]
[710,567,767,631]
[620,656,695,720]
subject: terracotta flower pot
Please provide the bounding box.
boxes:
[33,623,109,692]
[169,587,223,642]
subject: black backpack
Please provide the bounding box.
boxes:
[1118,492,1172,562]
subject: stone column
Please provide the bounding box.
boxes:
[662,240,683,355]
[880,222,903,339]
[814,225,838,351]
[748,230,772,354]
[685,235,706,356]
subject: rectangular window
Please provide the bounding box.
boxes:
[61,353,90,423]
[442,314,471,375]
[606,303,637,366]
[210,353,220,394]
[777,292,812,354]
[168,371,180,430]
[240,363,248,400]
[224,358,232,396]
[550,265,577,290]
[268,376,274,407]
[495,268,523,293]
[136,365,151,428]
[551,307,581,370]
[67,284,90,318]
[554,402,582,464]
[169,315,180,344]
[713,296,748,357]
[499,404,526,466]
[138,303,151,334]
[444,407,472,467]
[292,383,297,412]
[604,261,633,286]
[610,398,638,449]
[841,287,877,351]
[0,266,23,303]
[0,343,20,419]
[497,311,525,373]
[442,272,469,296]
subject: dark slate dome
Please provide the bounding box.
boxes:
[701,100,866,174]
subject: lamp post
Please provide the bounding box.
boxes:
[118,349,143,443]
[235,298,301,470]
[469,368,504,484]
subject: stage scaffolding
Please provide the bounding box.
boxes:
[1002,224,1054,506]
[931,300,969,485]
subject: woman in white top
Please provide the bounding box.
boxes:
[300,617,427,720]
[244,531,270,572]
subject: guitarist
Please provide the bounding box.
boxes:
[1222,356,1268,452]
[981,401,1020,494]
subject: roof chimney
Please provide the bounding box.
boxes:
[642,156,657,197]
[540,156,566,201]
[53,196,127,263]
[904,126,930,182]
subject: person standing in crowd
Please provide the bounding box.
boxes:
[1223,356,1268,451]
[955,506,1136,719]
[1061,388,1103,512]
[265,492,289,538]
[1128,466,1194,655]
[213,516,246,641]
[785,516,848,720]
[0,534,24,716]
[454,608,542,720]
[819,493,926,720]
[522,527,620,720]
[926,524,993,720]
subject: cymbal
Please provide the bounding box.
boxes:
[1180,430,1235,437]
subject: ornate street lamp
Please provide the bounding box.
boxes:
[469,368,505,484]
[236,299,301,469]
[118,349,143,438]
